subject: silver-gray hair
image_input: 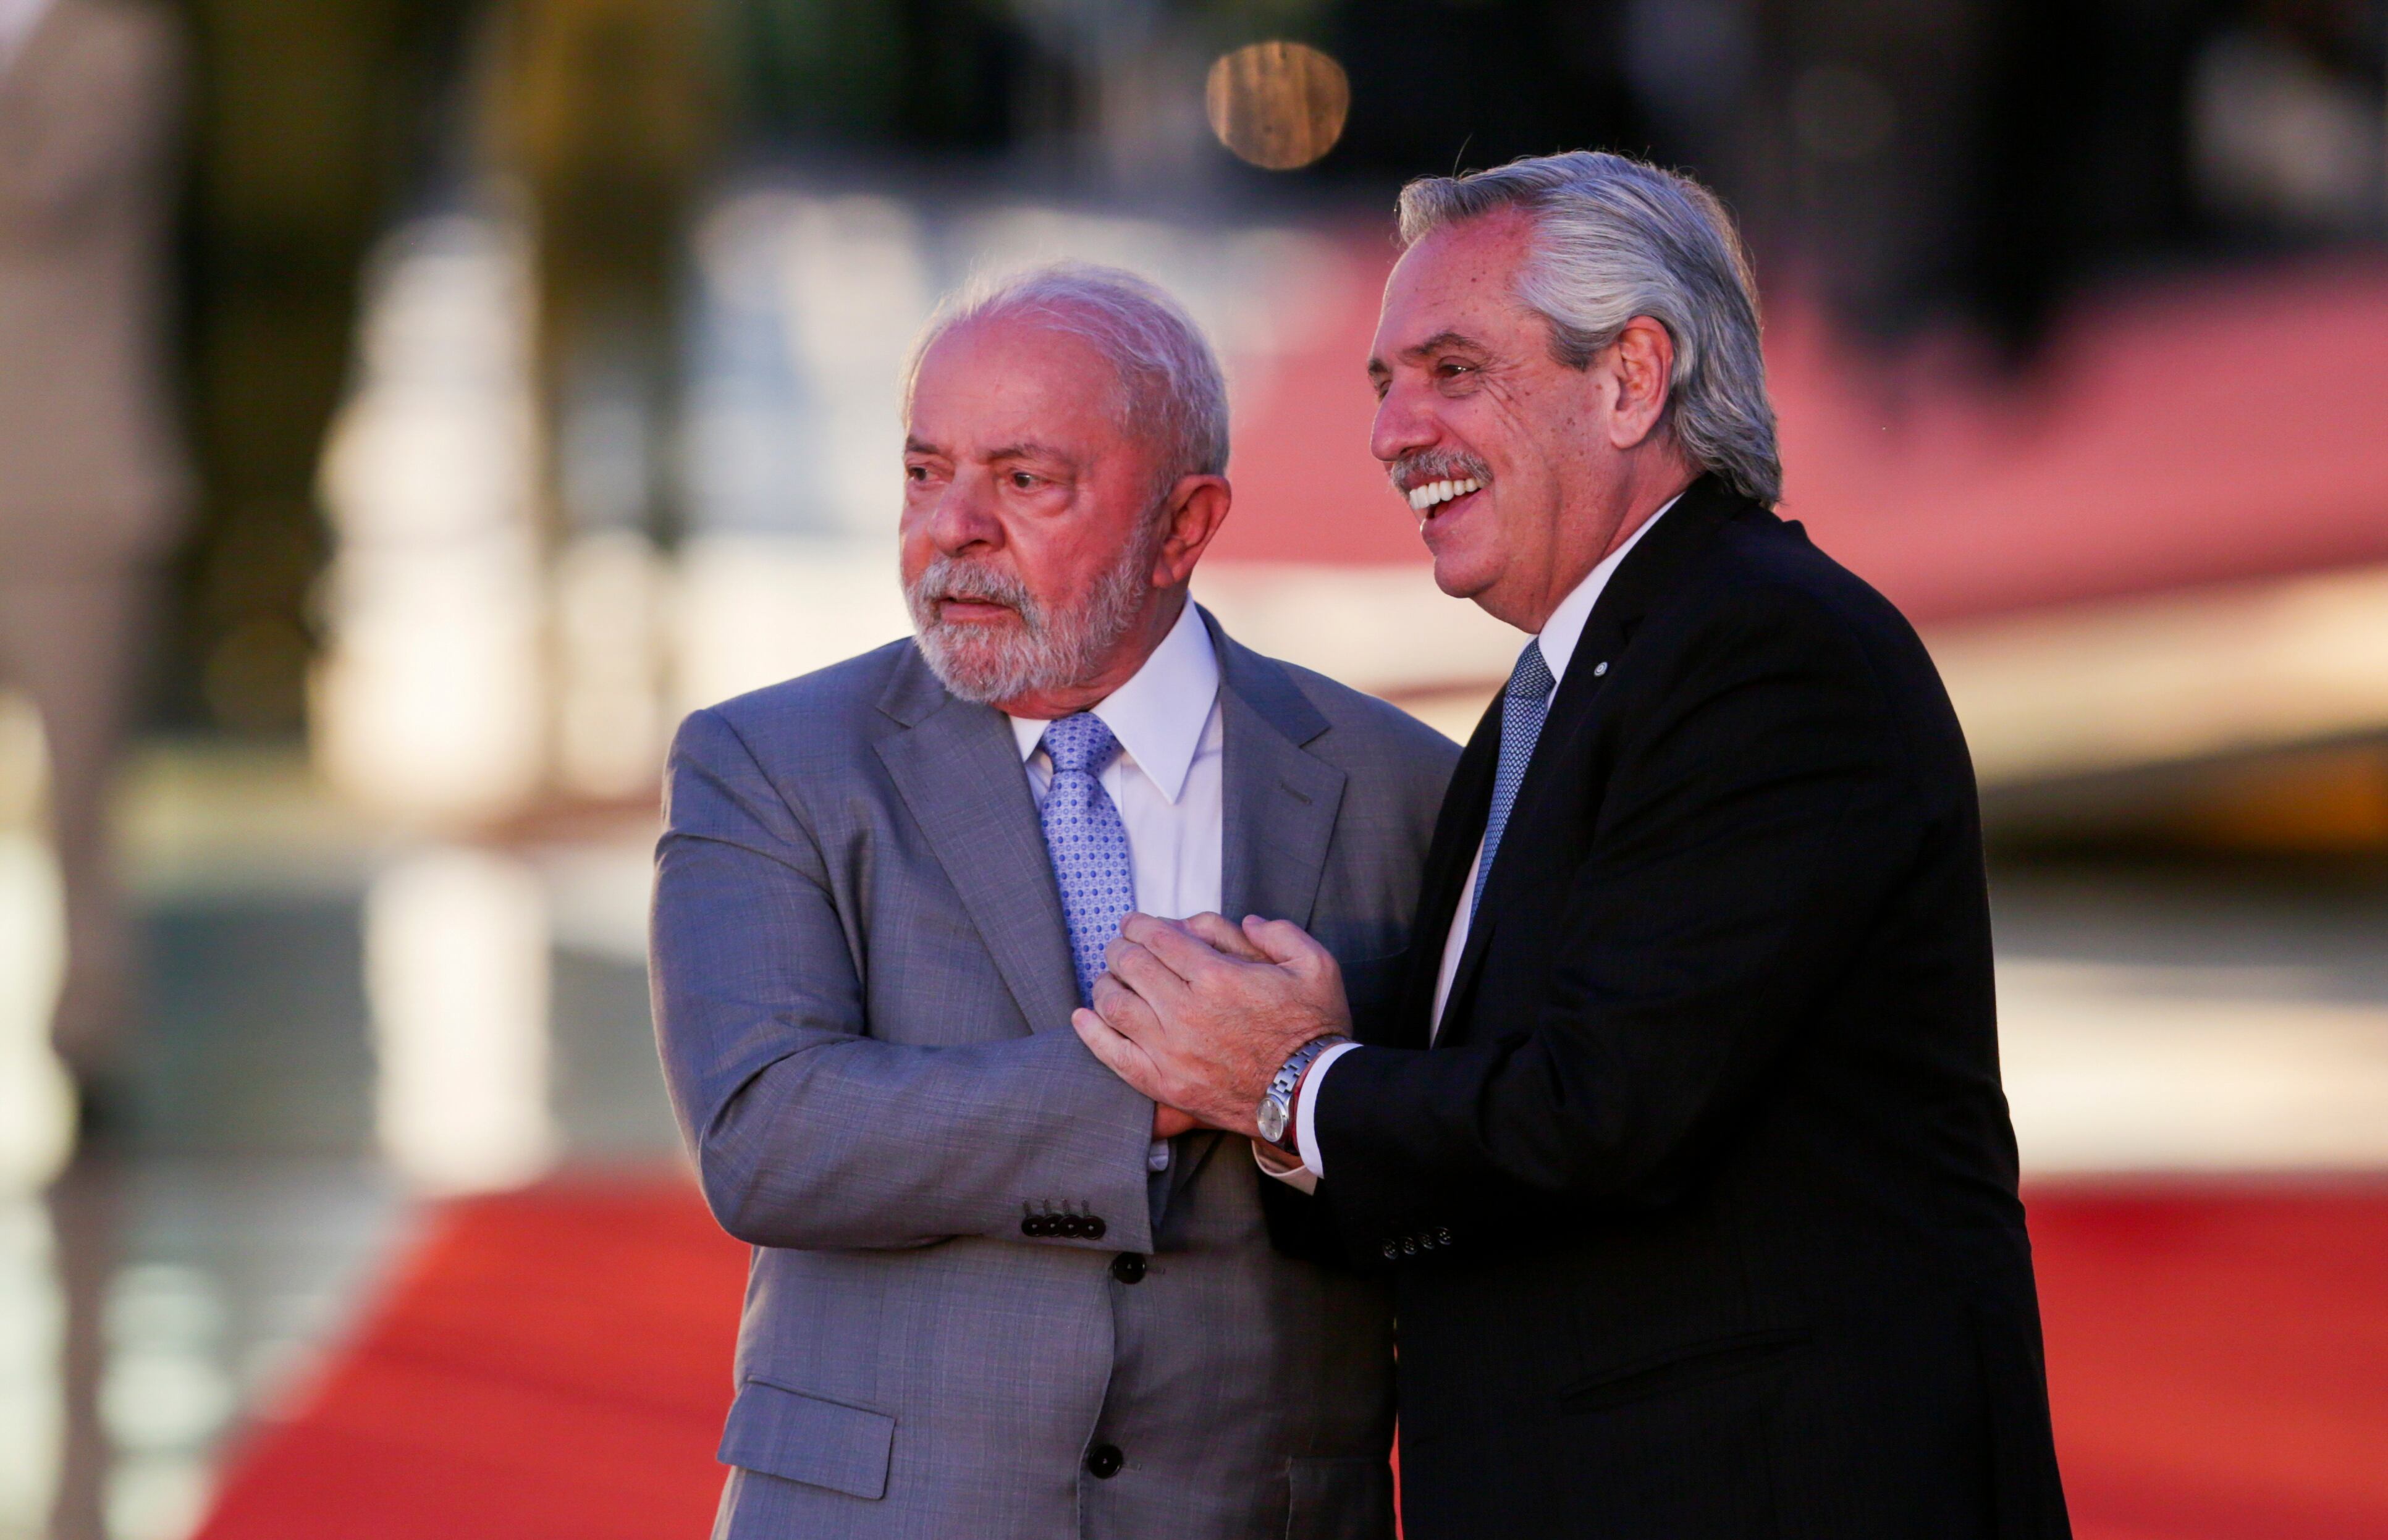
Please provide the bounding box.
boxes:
[1398,151,1782,507]
[902,261,1231,500]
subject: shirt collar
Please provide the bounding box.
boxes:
[1535,490,1681,688]
[1008,600,1220,804]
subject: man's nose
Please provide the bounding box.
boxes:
[926,469,1002,554]
[1370,382,1441,468]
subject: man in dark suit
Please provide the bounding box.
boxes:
[1076,150,2072,1538]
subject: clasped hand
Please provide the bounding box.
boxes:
[1075,912,1352,1142]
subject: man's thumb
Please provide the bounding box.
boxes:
[1241,915,1320,970]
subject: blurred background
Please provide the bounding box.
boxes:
[1,0,2384,1536]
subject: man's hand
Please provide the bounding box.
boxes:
[1072,911,1352,1140]
[1144,915,1264,1140]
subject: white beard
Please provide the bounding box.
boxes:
[906,537,1154,707]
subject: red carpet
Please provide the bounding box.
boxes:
[193,1177,748,1540]
[2029,1184,2388,1540]
[195,1179,2388,1539]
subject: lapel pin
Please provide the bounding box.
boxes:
[1593,660,1609,676]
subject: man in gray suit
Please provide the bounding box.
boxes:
[0,0,188,1110]
[651,264,1457,1539]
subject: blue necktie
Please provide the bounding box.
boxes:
[1039,713,1136,1007]
[1472,639,1556,919]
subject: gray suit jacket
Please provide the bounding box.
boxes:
[0,0,190,566]
[652,610,1458,1540]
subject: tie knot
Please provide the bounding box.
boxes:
[1040,712,1120,775]
[1506,640,1555,702]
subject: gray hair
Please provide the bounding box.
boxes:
[902,261,1231,500]
[1398,151,1781,507]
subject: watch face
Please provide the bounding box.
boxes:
[1257,1097,1289,1144]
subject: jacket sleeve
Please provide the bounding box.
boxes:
[1312,587,1921,1255]
[651,707,1160,1255]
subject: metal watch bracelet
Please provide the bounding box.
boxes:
[1257,1033,1351,1158]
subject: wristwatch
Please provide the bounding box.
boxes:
[1257,1034,1350,1155]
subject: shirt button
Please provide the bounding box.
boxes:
[1085,1443,1124,1479]
[1110,1252,1147,1284]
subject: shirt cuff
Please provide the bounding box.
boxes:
[1295,1040,1362,1180]
[1251,1140,1317,1194]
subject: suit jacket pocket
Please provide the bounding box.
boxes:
[1286,1455,1395,1540]
[1558,1326,1812,1415]
[718,1378,896,1500]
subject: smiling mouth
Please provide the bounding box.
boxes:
[1406,476,1485,516]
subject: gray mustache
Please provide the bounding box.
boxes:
[912,558,1037,620]
[1388,450,1493,492]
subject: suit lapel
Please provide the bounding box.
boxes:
[1386,697,1500,1048]
[1437,476,1747,1041]
[1175,612,1344,1208]
[1207,612,1346,931]
[872,647,1081,1037]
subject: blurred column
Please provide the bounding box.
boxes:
[364,846,554,1193]
[492,0,717,802]
[0,1200,64,1539]
[0,696,74,1192]
[672,190,928,714]
[1012,0,1202,185]
[0,696,70,1533]
[36,1159,116,1540]
[176,0,476,734]
[95,1264,229,1540]
[0,0,188,1110]
[313,216,548,828]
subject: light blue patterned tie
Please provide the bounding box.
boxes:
[1471,639,1556,919]
[1039,713,1136,1006]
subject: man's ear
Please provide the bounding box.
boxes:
[1152,474,1232,587]
[1605,316,1676,450]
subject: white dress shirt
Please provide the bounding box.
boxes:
[1009,599,1222,1172]
[1276,493,1681,1189]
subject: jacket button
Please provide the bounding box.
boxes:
[1021,1214,1048,1237]
[1084,1215,1106,1240]
[1380,1242,1398,1260]
[1056,1215,1084,1238]
[1110,1252,1147,1284]
[1084,1443,1123,1479]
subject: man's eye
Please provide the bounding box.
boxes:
[1435,360,1474,379]
[1010,472,1039,490]
[905,464,929,481]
